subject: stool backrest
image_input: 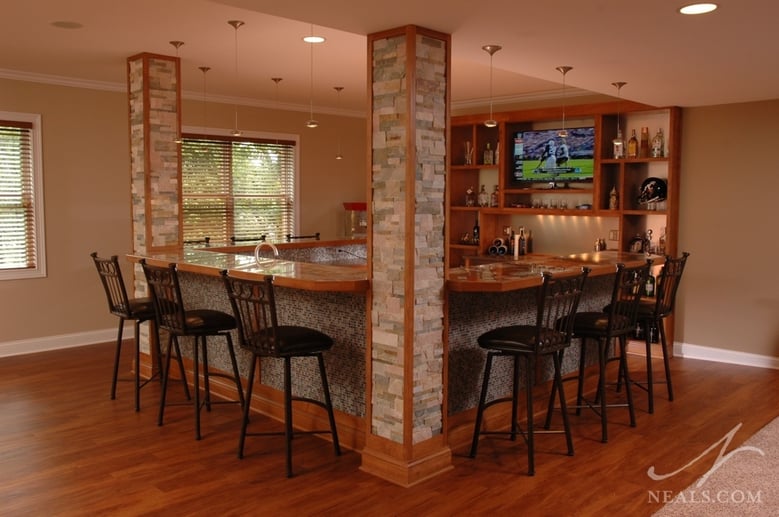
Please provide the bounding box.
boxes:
[653,252,690,319]
[221,272,280,356]
[91,252,132,318]
[606,260,652,334]
[537,267,589,352]
[140,260,188,334]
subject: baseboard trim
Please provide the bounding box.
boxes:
[0,328,118,358]
[675,341,779,370]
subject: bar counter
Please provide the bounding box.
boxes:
[128,241,659,448]
[130,242,657,294]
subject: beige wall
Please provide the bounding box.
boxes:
[0,77,367,345]
[1,76,778,362]
[677,100,779,358]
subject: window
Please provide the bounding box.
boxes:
[0,112,45,280]
[181,132,298,243]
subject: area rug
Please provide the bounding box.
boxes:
[653,416,778,516]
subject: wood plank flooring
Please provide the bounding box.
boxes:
[1,342,777,516]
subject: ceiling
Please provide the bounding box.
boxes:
[1,1,777,117]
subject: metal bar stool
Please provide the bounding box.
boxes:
[91,252,161,411]
[469,268,589,476]
[141,260,245,440]
[221,271,341,478]
[567,261,651,442]
[635,252,690,413]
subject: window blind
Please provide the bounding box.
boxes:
[181,134,296,243]
[0,120,37,271]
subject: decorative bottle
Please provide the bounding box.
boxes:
[609,186,619,210]
[627,129,639,158]
[612,128,625,159]
[483,143,494,165]
[490,185,499,207]
[477,185,489,207]
[472,213,480,246]
[651,128,665,158]
[639,127,649,158]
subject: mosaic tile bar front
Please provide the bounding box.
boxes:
[172,264,613,420]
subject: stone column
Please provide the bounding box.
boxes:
[361,26,452,486]
[127,52,181,275]
[126,52,181,359]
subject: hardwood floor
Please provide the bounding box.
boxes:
[1,342,777,516]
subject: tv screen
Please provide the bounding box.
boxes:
[511,126,595,184]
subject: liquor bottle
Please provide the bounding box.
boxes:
[472,213,480,246]
[490,185,499,207]
[483,143,493,165]
[477,185,489,207]
[526,229,533,254]
[658,227,667,255]
[465,186,475,207]
[639,127,649,158]
[651,128,665,158]
[518,227,527,256]
[645,273,655,297]
[612,128,625,159]
[627,129,639,158]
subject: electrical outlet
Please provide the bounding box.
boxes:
[609,229,619,241]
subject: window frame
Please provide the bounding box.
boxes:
[0,111,46,281]
[180,126,300,244]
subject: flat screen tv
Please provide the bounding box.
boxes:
[511,126,595,185]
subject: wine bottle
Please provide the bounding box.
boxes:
[526,229,533,254]
[645,274,655,297]
[518,227,527,256]
[472,213,480,246]
[627,129,639,158]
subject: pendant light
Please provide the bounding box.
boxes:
[304,25,324,129]
[199,66,210,130]
[169,40,184,144]
[556,65,573,138]
[611,81,627,159]
[334,86,344,160]
[227,20,244,136]
[482,45,502,128]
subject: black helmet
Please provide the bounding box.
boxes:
[638,177,667,204]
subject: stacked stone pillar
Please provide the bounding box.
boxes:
[360,26,452,486]
[126,52,181,360]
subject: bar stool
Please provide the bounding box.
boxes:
[568,261,651,442]
[221,271,341,478]
[91,252,161,411]
[469,268,589,476]
[141,260,245,440]
[635,252,690,413]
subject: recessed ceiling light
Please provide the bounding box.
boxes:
[303,35,325,43]
[51,21,83,29]
[679,3,718,15]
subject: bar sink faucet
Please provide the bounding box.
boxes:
[254,241,279,264]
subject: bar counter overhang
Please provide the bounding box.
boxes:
[128,241,659,456]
